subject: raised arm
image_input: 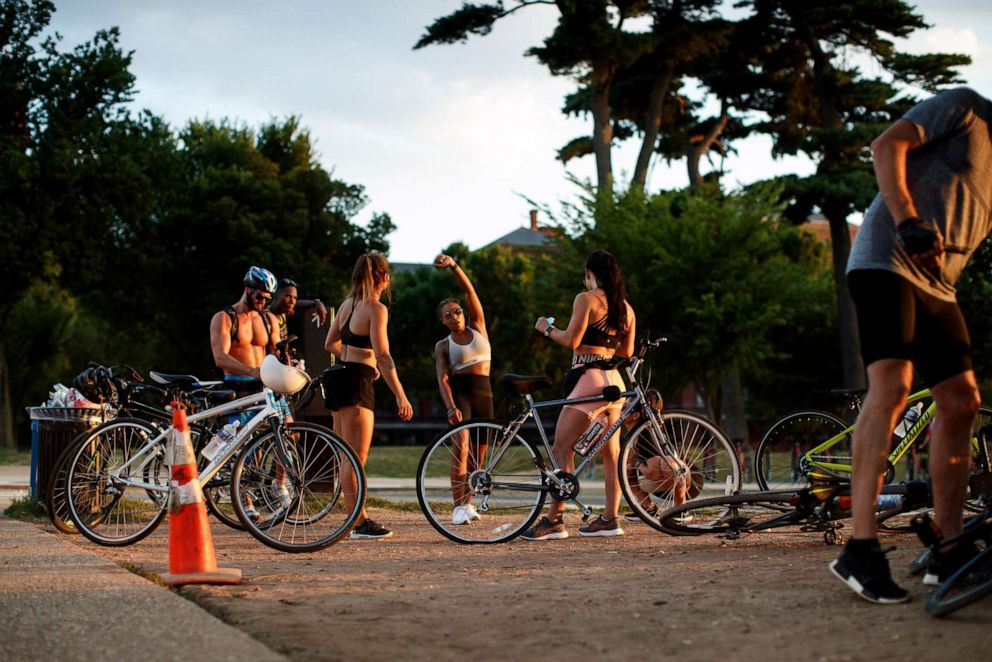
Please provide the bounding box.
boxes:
[436,254,486,335]
[296,298,329,325]
[369,302,413,421]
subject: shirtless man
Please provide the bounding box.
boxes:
[210,266,281,395]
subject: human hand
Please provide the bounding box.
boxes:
[373,367,381,381]
[447,407,463,425]
[397,395,413,421]
[897,217,944,273]
[434,254,455,270]
[534,316,554,335]
[313,300,328,326]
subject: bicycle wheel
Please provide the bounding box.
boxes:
[200,454,245,531]
[619,411,741,533]
[64,418,169,546]
[656,490,805,536]
[926,546,992,617]
[755,410,849,491]
[416,421,547,544]
[45,437,86,534]
[232,422,364,553]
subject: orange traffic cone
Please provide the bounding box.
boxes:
[160,403,241,586]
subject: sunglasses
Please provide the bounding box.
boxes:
[252,291,272,302]
[278,278,298,289]
[442,308,464,319]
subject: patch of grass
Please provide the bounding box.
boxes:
[4,497,47,523]
[365,495,423,512]
[364,445,423,478]
[0,449,30,465]
[118,561,168,587]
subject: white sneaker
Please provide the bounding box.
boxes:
[274,485,292,509]
[464,503,481,521]
[451,505,472,525]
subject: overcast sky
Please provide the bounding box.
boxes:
[49,1,992,263]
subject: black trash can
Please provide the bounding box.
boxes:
[27,407,109,501]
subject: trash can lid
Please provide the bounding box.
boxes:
[25,406,112,424]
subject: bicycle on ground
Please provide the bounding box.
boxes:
[416,337,742,543]
[63,351,365,553]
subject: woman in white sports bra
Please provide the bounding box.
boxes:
[433,254,493,526]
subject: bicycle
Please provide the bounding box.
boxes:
[45,365,243,534]
[754,389,992,498]
[64,354,365,553]
[922,502,992,617]
[415,338,742,543]
[653,472,933,544]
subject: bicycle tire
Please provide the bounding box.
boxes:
[926,546,992,617]
[231,422,364,553]
[416,420,547,544]
[200,453,246,531]
[64,418,170,546]
[656,490,805,536]
[45,435,89,534]
[755,410,849,491]
[619,411,742,535]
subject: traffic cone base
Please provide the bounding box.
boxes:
[162,403,241,586]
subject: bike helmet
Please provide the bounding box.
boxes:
[244,266,277,294]
[72,364,118,405]
[260,354,309,394]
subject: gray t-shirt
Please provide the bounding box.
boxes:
[847,87,992,301]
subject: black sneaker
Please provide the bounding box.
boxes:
[624,505,658,522]
[350,518,394,540]
[829,544,911,604]
[923,541,979,586]
[520,516,568,541]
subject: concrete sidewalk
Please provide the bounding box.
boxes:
[0,512,286,662]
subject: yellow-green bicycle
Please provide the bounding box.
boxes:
[755,388,992,493]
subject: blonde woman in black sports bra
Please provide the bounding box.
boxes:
[433,254,493,526]
[324,251,413,540]
[525,249,636,541]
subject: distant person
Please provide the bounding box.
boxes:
[324,251,413,540]
[525,249,636,540]
[830,87,992,605]
[269,277,329,343]
[432,254,493,525]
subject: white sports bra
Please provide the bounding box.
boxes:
[448,328,492,372]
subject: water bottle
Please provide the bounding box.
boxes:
[201,421,241,461]
[893,402,924,439]
[875,494,904,511]
[573,414,606,456]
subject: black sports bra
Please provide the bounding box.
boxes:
[341,304,373,350]
[580,315,618,348]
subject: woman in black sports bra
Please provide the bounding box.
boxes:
[526,249,637,541]
[324,251,413,540]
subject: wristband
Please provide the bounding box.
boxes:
[897,216,939,256]
[543,325,556,338]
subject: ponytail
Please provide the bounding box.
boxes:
[585,249,627,333]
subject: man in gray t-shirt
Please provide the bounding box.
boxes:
[831,88,992,605]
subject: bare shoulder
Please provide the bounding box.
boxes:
[434,338,449,357]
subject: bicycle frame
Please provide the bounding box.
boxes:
[102,389,287,495]
[483,355,683,506]
[800,388,979,477]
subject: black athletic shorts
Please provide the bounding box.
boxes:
[847,269,971,386]
[449,373,493,419]
[322,361,376,411]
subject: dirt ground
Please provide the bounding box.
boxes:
[53,507,991,661]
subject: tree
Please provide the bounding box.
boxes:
[742,0,970,389]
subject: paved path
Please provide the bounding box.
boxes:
[0,509,287,662]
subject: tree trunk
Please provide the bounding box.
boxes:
[686,111,729,189]
[824,208,866,390]
[632,63,675,190]
[0,341,15,449]
[590,66,615,194]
